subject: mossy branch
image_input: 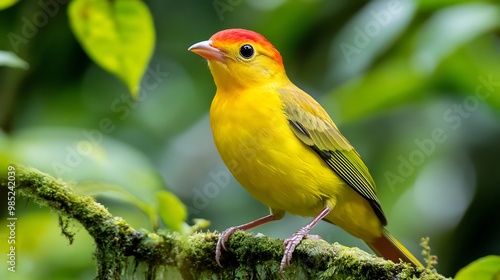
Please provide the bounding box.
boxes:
[2,165,449,279]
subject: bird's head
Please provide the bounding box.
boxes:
[189,29,287,92]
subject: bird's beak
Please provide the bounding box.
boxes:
[188,40,225,62]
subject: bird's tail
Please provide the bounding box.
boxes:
[366,229,424,268]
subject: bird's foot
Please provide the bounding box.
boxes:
[215,227,240,267]
[280,227,313,274]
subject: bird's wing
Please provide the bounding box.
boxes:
[279,85,387,225]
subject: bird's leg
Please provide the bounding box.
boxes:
[280,207,332,273]
[216,213,281,267]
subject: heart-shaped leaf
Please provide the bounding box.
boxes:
[68,0,155,97]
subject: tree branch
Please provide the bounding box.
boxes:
[2,165,449,279]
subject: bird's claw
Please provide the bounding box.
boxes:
[215,227,240,267]
[279,227,310,274]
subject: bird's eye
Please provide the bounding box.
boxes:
[239,44,254,59]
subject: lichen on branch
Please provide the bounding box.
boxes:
[1,165,449,279]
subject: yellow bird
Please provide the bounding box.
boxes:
[189,28,423,272]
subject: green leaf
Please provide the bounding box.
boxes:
[190,218,210,231]
[455,255,500,280]
[156,190,187,232]
[0,0,19,10]
[0,51,28,69]
[68,0,155,97]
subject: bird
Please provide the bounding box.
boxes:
[188,28,423,273]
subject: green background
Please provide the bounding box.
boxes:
[1,0,499,279]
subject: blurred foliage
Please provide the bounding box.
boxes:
[0,0,18,10]
[155,190,187,232]
[455,255,500,280]
[0,50,27,68]
[0,0,499,279]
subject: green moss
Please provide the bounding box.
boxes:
[58,215,75,244]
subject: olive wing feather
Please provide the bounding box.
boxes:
[280,86,387,225]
